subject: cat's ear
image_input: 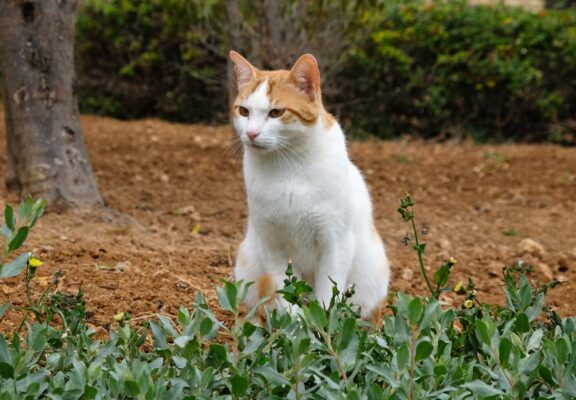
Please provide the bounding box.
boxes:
[230,51,257,89]
[289,54,320,99]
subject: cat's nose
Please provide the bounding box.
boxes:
[246,131,260,141]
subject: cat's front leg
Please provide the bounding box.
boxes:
[314,234,355,309]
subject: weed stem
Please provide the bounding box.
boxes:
[409,215,435,298]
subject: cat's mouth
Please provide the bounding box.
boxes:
[248,142,268,151]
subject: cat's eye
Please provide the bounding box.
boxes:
[268,108,285,118]
[238,106,249,117]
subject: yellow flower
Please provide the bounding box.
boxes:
[28,257,43,268]
[190,224,202,235]
[464,300,474,309]
[454,281,466,294]
[114,312,125,322]
[449,257,457,266]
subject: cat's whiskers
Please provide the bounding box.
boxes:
[220,136,244,164]
[276,137,306,168]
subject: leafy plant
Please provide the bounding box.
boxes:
[0,193,573,398]
[0,197,46,319]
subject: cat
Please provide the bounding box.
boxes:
[230,50,391,321]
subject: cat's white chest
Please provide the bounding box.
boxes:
[245,167,345,270]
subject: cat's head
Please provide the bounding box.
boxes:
[230,51,327,153]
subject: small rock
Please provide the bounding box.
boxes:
[160,174,170,183]
[519,238,545,258]
[487,261,501,278]
[174,205,200,219]
[438,238,452,251]
[401,268,414,281]
[113,261,132,273]
[537,263,554,280]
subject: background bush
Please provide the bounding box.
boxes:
[76,0,576,143]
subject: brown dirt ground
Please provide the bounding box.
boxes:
[1,113,575,333]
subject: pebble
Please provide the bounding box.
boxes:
[401,268,414,281]
[537,263,554,280]
[519,238,545,258]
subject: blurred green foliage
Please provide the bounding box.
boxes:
[76,0,228,123]
[76,0,576,143]
[337,1,576,142]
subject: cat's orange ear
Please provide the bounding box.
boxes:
[230,51,257,89]
[289,54,320,99]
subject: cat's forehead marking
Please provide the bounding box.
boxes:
[244,80,270,111]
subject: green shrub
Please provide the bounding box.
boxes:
[74,0,576,143]
[76,0,228,123]
[75,0,576,143]
[1,195,574,398]
[335,0,576,142]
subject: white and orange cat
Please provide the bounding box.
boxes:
[230,51,390,320]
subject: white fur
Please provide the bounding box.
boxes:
[234,80,390,318]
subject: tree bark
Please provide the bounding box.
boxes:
[225,0,243,113]
[0,0,103,208]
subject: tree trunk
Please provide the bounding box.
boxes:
[225,0,243,113]
[0,0,103,208]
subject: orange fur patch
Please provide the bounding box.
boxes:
[255,274,277,322]
[371,219,381,240]
[234,69,324,126]
[257,274,276,300]
[369,300,386,327]
[324,112,335,129]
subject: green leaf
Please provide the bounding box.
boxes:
[539,366,558,387]
[198,367,214,392]
[205,344,227,368]
[217,282,238,312]
[415,340,433,362]
[26,324,47,352]
[514,313,529,333]
[224,281,238,312]
[476,320,492,346]
[4,205,15,233]
[526,329,543,352]
[396,343,410,371]
[408,298,423,326]
[253,366,291,386]
[1,224,11,239]
[555,337,569,364]
[396,292,411,318]
[339,318,356,351]
[200,317,213,337]
[297,337,310,354]
[419,300,440,330]
[8,226,29,252]
[0,362,14,379]
[0,303,9,319]
[499,338,512,369]
[84,385,98,400]
[433,265,450,287]
[124,380,140,396]
[230,374,248,398]
[29,199,47,228]
[462,380,504,397]
[307,301,328,331]
[0,253,29,279]
[18,197,33,221]
[149,321,167,349]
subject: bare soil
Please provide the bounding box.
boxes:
[1,114,575,333]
